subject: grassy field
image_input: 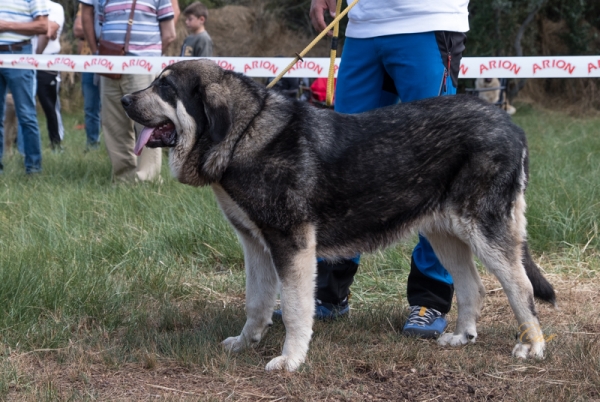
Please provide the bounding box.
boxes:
[0,103,598,401]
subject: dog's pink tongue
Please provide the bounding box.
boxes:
[134,126,154,156]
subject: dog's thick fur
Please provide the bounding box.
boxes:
[122,60,556,372]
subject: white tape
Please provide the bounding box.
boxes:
[1,55,599,78]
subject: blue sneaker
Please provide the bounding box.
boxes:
[402,306,447,338]
[273,297,350,320]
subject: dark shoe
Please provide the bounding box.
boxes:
[403,306,447,339]
[51,142,65,154]
[85,141,100,153]
[273,297,350,321]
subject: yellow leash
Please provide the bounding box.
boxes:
[266,0,360,102]
[325,0,343,107]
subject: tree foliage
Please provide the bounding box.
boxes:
[264,0,599,57]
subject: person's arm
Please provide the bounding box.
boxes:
[73,13,84,39]
[159,18,176,55]
[47,19,60,40]
[74,12,85,54]
[35,20,59,54]
[36,35,48,54]
[309,0,336,34]
[0,15,48,36]
[81,3,97,54]
[171,0,180,23]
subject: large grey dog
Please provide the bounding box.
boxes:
[121,59,556,372]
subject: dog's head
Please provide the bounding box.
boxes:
[121,59,231,154]
[121,59,264,186]
[475,77,500,89]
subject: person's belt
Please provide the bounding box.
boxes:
[0,40,32,51]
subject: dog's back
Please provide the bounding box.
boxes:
[274,94,555,303]
[289,96,524,247]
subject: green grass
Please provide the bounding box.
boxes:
[515,103,600,257]
[1,113,241,345]
[0,104,599,400]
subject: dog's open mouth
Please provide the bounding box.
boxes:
[134,121,177,156]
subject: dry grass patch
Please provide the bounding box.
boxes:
[2,270,598,401]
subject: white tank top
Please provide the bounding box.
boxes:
[346,0,469,38]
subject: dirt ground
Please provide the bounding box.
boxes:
[4,271,599,401]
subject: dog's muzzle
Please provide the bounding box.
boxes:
[120,95,178,155]
[134,122,177,156]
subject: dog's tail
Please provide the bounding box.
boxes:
[522,241,557,306]
[519,146,556,306]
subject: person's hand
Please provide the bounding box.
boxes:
[47,21,59,40]
[309,0,337,35]
[0,20,8,33]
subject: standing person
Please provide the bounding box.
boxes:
[180,2,212,57]
[80,0,176,183]
[74,4,101,151]
[307,0,468,338]
[0,0,48,175]
[32,0,65,153]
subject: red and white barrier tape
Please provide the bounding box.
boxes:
[1,55,599,78]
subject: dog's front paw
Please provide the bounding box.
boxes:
[512,342,545,359]
[265,355,304,372]
[222,336,248,352]
[437,332,476,347]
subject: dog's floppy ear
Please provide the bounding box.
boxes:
[202,83,231,143]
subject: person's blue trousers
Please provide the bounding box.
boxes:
[82,72,101,146]
[0,44,42,173]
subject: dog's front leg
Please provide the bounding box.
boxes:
[264,224,317,372]
[222,231,278,352]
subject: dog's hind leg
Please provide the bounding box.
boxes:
[470,196,545,359]
[263,224,317,372]
[222,230,279,353]
[423,232,486,347]
[478,244,545,359]
[475,240,545,358]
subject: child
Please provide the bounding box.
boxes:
[180,2,213,57]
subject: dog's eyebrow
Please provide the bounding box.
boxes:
[158,72,175,87]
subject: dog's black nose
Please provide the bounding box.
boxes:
[121,95,133,108]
